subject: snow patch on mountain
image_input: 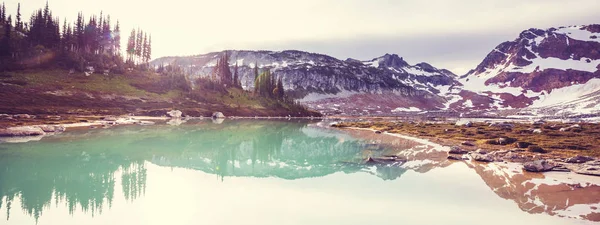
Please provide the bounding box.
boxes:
[531,78,600,108]
[299,90,358,103]
[391,107,421,113]
[555,25,600,43]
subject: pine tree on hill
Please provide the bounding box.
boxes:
[0,2,5,24]
[276,77,285,99]
[253,62,259,93]
[135,28,142,63]
[126,29,135,63]
[114,21,121,56]
[233,62,240,88]
[146,35,151,62]
[16,3,21,31]
[142,33,148,63]
[1,15,12,63]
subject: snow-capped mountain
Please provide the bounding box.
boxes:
[151,24,600,117]
[451,25,600,116]
[152,50,458,116]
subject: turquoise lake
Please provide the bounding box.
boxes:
[0,120,597,225]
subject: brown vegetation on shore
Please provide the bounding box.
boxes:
[333,121,600,157]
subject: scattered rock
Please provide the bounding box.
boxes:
[560,124,583,132]
[115,117,139,125]
[500,137,517,145]
[489,122,514,129]
[14,114,33,119]
[527,145,547,153]
[532,129,543,134]
[531,120,546,125]
[375,130,383,134]
[103,116,118,121]
[523,160,555,172]
[461,141,475,147]
[35,125,66,133]
[167,110,183,118]
[0,126,46,137]
[471,152,494,162]
[455,120,473,127]
[212,112,225,118]
[447,155,466,160]
[565,155,595,164]
[515,142,533,148]
[449,146,468,154]
[475,149,488,154]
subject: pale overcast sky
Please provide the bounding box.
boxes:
[3,0,599,74]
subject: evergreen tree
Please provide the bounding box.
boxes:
[16,3,22,31]
[1,2,6,24]
[114,20,121,56]
[146,35,151,62]
[135,28,142,63]
[276,77,285,99]
[253,62,259,93]
[214,51,232,85]
[126,29,135,63]
[142,33,148,63]
[1,16,12,62]
[75,12,83,51]
[233,62,239,88]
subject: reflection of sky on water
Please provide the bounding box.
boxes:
[0,120,597,225]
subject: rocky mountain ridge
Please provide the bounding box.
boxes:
[152,24,600,117]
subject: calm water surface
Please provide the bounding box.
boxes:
[0,120,597,225]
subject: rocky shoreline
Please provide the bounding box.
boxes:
[333,121,600,177]
[0,111,323,143]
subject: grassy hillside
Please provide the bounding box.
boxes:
[0,69,321,117]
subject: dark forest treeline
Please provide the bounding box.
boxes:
[0,1,151,73]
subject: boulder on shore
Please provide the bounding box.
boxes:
[455,120,473,127]
[0,126,46,137]
[523,160,555,172]
[447,155,466,160]
[167,110,183,118]
[470,152,495,162]
[565,155,595,164]
[212,112,225,118]
[449,146,468,154]
[461,141,475,147]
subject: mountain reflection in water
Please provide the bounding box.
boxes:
[0,119,598,224]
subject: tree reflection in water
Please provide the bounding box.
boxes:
[0,119,404,221]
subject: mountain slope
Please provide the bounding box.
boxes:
[152,24,600,117]
[152,51,458,115]
[454,25,600,115]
